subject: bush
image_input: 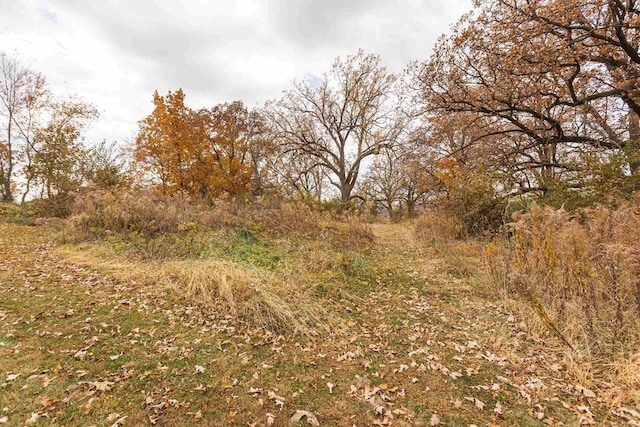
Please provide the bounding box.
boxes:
[69,189,228,239]
[414,210,461,243]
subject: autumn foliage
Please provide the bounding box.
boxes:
[135,89,255,200]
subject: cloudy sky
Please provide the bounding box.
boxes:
[1,0,472,145]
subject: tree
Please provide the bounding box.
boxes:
[134,90,256,199]
[195,101,254,198]
[82,140,130,190]
[414,0,640,200]
[0,52,48,201]
[134,89,194,196]
[30,97,98,200]
[267,50,406,202]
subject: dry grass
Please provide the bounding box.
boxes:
[486,202,640,410]
[413,210,461,243]
[59,190,379,338]
[413,211,484,280]
[57,245,337,336]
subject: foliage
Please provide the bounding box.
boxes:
[134,90,256,199]
[28,97,99,201]
[412,0,640,206]
[0,52,48,202]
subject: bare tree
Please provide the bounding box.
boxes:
[266,50,407,202]
[0,52,48,201]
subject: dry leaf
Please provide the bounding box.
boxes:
[494,401,503,414]
[25,413,40,425]
[430,413,441,425]
[266,413,275,426]
[110,415,127,427]
[290,409,320,426]
[6,373,19,382]
[576,384,596,399]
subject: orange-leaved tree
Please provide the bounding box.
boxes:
[194,101,254,198]
[135,90,256,199]
[135,89,194,196]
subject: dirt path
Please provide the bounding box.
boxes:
[0,222,605,426]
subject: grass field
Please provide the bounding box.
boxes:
[0,220,628,426]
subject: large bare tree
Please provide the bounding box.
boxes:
[266,50,407,202]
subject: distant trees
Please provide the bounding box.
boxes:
[28,98,98,201]
[266,50,407,202]
[360,136,435,216]
[1,52,99,204]
[8,1,640,222]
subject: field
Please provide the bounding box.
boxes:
[2,214,633,427]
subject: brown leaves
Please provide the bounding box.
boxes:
[290,410,320,426]
[79,380,114,395]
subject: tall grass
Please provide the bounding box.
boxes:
[487,202,640,408]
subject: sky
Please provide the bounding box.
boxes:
[1,0,472,145]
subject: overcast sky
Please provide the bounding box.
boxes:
[1,0,472,145]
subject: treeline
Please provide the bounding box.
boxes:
[2,0,640,228]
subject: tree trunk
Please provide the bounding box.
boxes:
[629,111,640,175]
[3,118,14,202]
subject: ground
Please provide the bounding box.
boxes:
[0,221,611,426]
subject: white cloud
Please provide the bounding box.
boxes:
[1,0,472,145]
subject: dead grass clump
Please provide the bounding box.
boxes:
[323,218,376,252]
[58,246,334,336]
[241,202,324,239]
[487,202,640,409]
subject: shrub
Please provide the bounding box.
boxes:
[69,189,227,239]
[414,210,461,243]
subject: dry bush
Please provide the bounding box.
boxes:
[69,190,374,253]
[413,211,483,278]
[322,217,375,252]
[70,189,229,239]
[488,202,640,408]
[414,210,462,244]
[240,202,323,239]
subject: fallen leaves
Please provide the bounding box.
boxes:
[464,396,486,411]
[25,413,40,425]
[107,413,128,426]
[5,373,19,382]
[268,390,286,410]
